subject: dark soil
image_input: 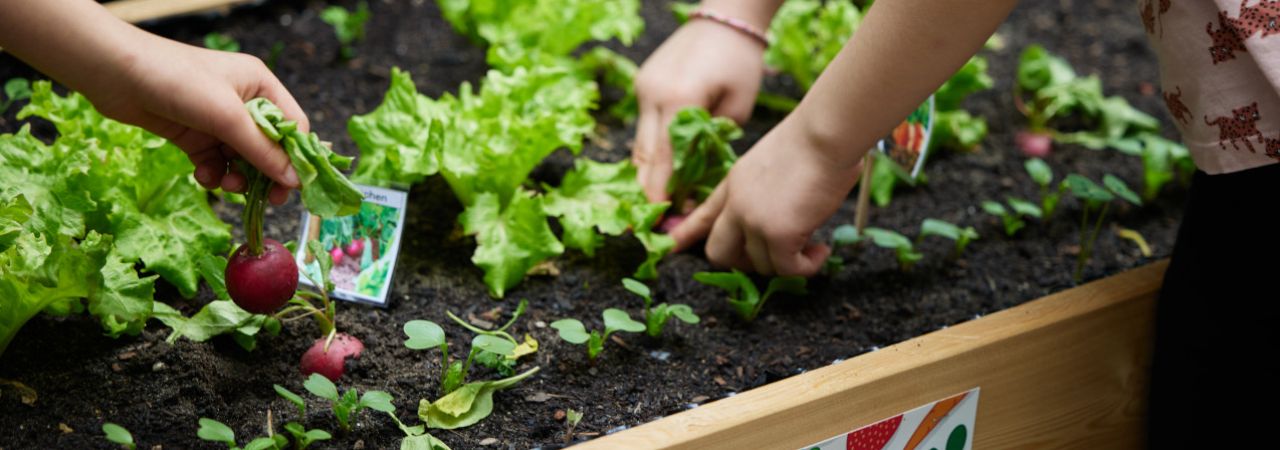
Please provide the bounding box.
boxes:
[0,0,1180,448]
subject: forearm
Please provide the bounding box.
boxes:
[789,0,1019,169]
[700,0,785,31]
[0,0,147,97]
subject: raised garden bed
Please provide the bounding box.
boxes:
[0,0,1178,448]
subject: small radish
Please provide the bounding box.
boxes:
[1016,130,1053,158]
[226,239,298,314]
[329,245,345,265]
[300,333,364,381]
[344,239,364,258]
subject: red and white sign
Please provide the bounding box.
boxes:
[800,387,979,450]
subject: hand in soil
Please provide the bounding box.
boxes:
[633,19,766,203]
[670,117,860,276]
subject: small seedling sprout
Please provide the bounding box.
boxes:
[1064,173,1141,283]
[1024,158,1065,217]
[917,218,979,258]
[863,227,923,270]
[301,373,390,432]
[622,278,700,338]
[550,309,645,361]
[693,270,807,321]
[564,408,584,444]
[102,423,136,449]
[321,1,371,60]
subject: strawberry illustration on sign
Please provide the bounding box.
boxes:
[846,414,903,450]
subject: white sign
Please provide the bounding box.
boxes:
[295,184,408,307]
[801,387,979,450]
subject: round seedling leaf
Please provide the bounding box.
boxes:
[602,308,646,334]
[1064,174,1113,203]
[1103,174,1142,206]
[668,304,701,324]
[621,278,650,299]
[920,218,961,240]
[360,390,395,413]
[303,373,339,401]
[832,224,861,246]
[471,334,516,357]
[196,418,235,445]
[102,423,134,447]
[550,319,590,344]
[863,228,912,250]
[403,320,446,350]
[1005,197,1043,219]
[980,200,1007,216]
[1024,158,1053,186]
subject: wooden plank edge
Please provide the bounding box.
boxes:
[576,260,1168,449]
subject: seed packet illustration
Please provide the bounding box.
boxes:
[295,184,408,307]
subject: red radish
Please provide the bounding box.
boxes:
[1016,130,1053,157]
[329,245,345,265]
[846,414,902,450]
[344,238,364,258]
[300,333,364,381]
[657,214,687,233]
[226,239,298,314]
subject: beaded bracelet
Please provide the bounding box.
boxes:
[688,9,770,47]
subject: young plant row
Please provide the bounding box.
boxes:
[1015,45,1193,200]
[981,158,1143,283]
[822,219,980,272]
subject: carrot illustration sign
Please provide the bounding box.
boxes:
[800,387,978,450]
[880,96,936,180]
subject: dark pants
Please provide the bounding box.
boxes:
[1147,164,1280,448]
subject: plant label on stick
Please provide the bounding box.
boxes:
[799,387,978,450]
[877,95,936,180]
[295,184,408,307]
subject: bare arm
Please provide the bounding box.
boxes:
[794,0,1020,170]
[671,0,1022,276]
[0,0,306,203]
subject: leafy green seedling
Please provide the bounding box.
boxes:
[418,367,540,430]
[1064,174,1141,283]
[273,384,306,418]
[446,299,538,377]
[102,423,136,449]
[564,408,584,444]
[1005,197,1044,219]
[981,198,1040,237]
[302,373,391,432]
[197,417,286,450]
[281,423,331,450]
[863,227,924,270]
[404,317,522,395]
[1,78,32,112]
[550,309,645,361]
[917,219,979,258]
[622,278,699,338]
[369,391,452,450]
[203,32,240,52]
[1024,158,1065,217]
[321,1,370,60]
[693,270,808,321]
[668,107,742,208]
[832,224,862,247]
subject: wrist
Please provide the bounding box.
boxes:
[687,8,769,48]
[786,100,874,172]
[700,0,781,32]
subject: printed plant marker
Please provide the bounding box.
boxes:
[296,184,409,307]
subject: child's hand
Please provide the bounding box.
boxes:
[668,115,862,276]
[633,19,766,204]
[87,36,306,205]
